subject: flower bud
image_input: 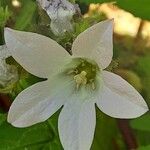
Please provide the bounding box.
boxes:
[37,0,78,36]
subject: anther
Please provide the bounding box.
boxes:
[91,82,96,90]
[74,71,87,90]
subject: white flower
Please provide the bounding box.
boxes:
[37,0,76,36]
[0,45,18,89]
[5,19,148,150]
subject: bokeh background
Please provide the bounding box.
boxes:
[0,0,150,150]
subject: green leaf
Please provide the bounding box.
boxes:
[115,0,150,20]
[0,110,64,150]
[130,114,150,131]
[0,113,6,125]
[0,114,54,150]
[135,55,150,106]
[0,6,10,27]
[91,109,119,150]
[138,145,150,150]
[14,0,37,30]
[136,56,150,77]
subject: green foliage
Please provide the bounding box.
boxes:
[0,6,10,28]
[136,56,150,77]
[0,113,63,150]
[130,114,150,147]
[138,145,150,150]
[115,0,150,20]
[14,0,37,30]
[0,5,10,44]
[130,114,150,132]
[92,110,119,150]
[0,113,6,125]
[135,55,150,105]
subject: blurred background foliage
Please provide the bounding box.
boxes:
[0,0,150,150]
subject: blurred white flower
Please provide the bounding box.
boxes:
[37,0,76,36]
[12,0,21,8]
[0,45,18,89]
[5,19,148,150]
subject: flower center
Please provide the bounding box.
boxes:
[66,58,100,90]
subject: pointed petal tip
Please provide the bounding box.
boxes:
[127,106,149,119]
[7,112,18,127]
[103,18,114,23]
[99,71,149,119]
[114,105,148,119]
[7,109,23,128]
[7,118,11,125]
[97,104,149,119]
[11,122,26,128]
[4,27,10,31]
[137,98,149,113]
[7,111,12,123]
[9,121,19,128]
[97,96,149,119]
[7,116,31,128]
[102,18,114,30]
[105,18,114,28]
[7,117,18,128]
[4,28,20,38]
[4,28,15,42]
[4,27,13,34]
[132,105,149,119]
[143,104,149,112]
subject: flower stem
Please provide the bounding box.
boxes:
[117,119,138,150]
[0,94,11,112]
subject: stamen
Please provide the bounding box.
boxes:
[91,82,96,90]
[65,58,100,91]
[74,71,87,90]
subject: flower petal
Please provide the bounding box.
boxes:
[72,19,113,69]
[96,71,148,118]
[4,28,70,78]
[58,95,96,150]
[8,75,75,127]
